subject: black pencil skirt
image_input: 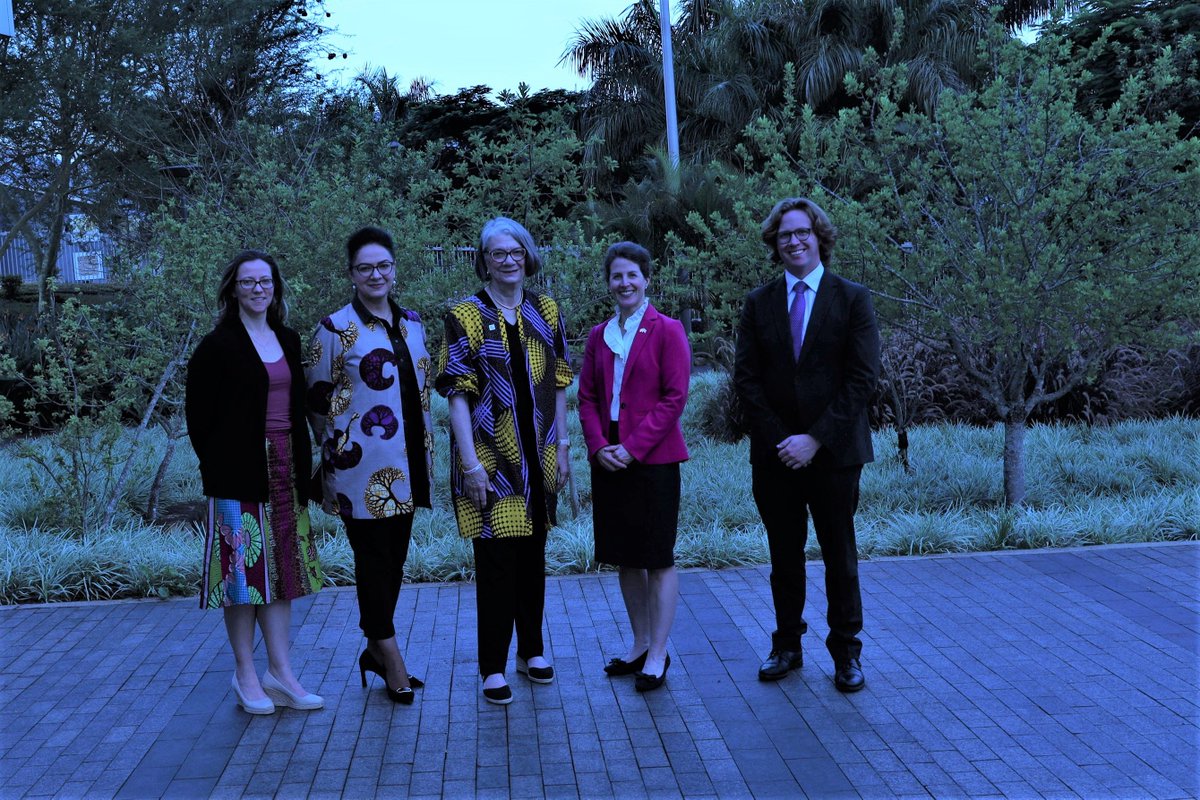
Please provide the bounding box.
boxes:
[591,456,681,570]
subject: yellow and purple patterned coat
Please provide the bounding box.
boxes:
[435,290,573,539]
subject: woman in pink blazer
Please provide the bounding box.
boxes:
[578,242,690,692]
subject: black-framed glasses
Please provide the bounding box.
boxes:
[777,228,813,243]
[236,277,274,290]
[488,248,527,264]
[352,260,395,277]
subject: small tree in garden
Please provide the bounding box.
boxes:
[841,30,1198,505]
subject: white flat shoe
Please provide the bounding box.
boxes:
[231,674,275,715]
[262,670,323,710]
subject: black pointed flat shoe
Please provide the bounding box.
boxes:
[635,654,670,693]
[604,650,648,677]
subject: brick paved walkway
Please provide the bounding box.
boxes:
[1,541,1196,799]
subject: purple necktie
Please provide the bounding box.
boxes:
[790,282,807,361]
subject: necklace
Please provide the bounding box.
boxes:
[486,287,523,310]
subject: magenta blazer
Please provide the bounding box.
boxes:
[578,303,690,465]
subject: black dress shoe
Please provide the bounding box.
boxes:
[758,649,803,681]
[635,654,670,693]
[604,650,648,676]
[834,658,865,693]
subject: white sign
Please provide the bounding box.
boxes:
[74,252,105,282]
[0,0,13,39]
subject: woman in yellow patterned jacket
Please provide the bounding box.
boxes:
[435,217,573,705]
[305,226,434,706]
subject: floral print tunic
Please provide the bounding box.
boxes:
[435,290,573,539]
[305,298,434,520]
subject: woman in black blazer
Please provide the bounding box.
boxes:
[185,250,325,715]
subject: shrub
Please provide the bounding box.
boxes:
[686,370,745,444]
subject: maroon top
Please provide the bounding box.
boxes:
[263,356,291,433]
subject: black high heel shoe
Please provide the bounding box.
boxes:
[358,649,424,703]
[635,654,670,693]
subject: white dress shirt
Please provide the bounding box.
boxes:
[785,263,823,342]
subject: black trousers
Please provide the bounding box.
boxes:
[473,528,547,676]
[751,460,863,661]
[343,513,414,641]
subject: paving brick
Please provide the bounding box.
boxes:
[0,542,1194,799]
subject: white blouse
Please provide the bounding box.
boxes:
[602,299,650,422]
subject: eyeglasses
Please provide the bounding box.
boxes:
[352,260,395,277]
[488,248,527,264]
[236,277,274,290]
[777,228,813,243]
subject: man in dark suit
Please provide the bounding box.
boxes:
[734,197,880,692]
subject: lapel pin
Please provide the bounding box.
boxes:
[639,328,647,334]
[488,324,496,331]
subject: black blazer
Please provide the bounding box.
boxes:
[185,314,311,503]
[734,270,881,468]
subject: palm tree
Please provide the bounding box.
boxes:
[564,0,1079,168]
[564,0,720,168]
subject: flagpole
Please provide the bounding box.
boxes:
[659,0,680,183]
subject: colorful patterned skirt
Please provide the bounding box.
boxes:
[200,431,324,608]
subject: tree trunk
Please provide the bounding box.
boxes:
[145,421,183,525]
[38,199,67,314]
[1002,417,1027,506]
[101,324,195,529]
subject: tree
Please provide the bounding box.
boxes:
[0,0,329,311]
[0,0,160,309]
[839,30,1198,504]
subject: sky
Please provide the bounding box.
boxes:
[312,0,644,96]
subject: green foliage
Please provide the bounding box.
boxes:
[686,367,745,443]
[1,415,1196,603]
[1044,0,1200,137]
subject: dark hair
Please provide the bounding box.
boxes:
[346,226,395,268]
[215,249,287,325]
[474,217,542,281]
[603,241,652,281]
[760,197,837,265]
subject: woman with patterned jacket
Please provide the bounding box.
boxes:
[435,217,573,705]
[305,226,434,705]
[185,249,325,715]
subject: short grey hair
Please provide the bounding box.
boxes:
[475,217,543,281]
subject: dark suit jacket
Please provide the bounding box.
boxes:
[185,314,312,503]
[734,270,880,468]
